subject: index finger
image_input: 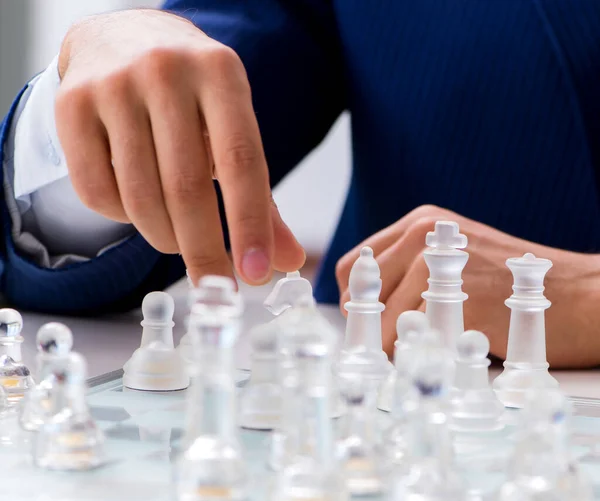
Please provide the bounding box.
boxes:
[198,47,274,285]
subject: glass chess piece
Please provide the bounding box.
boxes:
[240,270,330,431]
[377,310,429,412]
[0,355,34,407]
[268,295,344,471]
[20,322,74,431]
[336,368,391,498]
[421,222,469,355]
[338,247,393,391]
[493,253,559,408]
[393,330,468,501]
[33,352,105,471]
[498,388,592,501]
[449,330,504,433]
[176,276,248,501]
[270,295,347,501]
[238,317,283,430]
[123,291,189,391]
[0,308,25,361]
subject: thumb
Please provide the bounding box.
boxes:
[270,198,306,272]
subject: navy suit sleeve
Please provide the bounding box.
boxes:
[0,1,344,315]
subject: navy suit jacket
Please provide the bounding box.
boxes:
[1,0,600,313]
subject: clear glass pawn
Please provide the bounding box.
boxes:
[449,330,504,433]
[271,295,347,501]
[393,330,468,501]
[380,314,425,467]
[238,271,312,431]
[498,388,592,501]
[336,368,390,498]
[34,352,104,471]
[268,295,343,471]
[0,308,25,361]
[0,355,34,407]
[176,276,248,501]
[238,317,282,430]
[377,310,429,412]
[20,322,73,431]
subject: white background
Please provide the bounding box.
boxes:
[0,0,351,257]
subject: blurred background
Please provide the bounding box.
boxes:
[0,0,351,263]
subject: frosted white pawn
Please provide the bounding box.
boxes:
[450,330,504,432]
[139,291,176,349]
[338,247,393,385]
[0,308,24,362]
[20,323,74,431]
[493,253,559,408]
[34,352,104,471]
[239,318,282,430]
[123,291,188,391]
[377,311,429,412]
[123,340,189,391]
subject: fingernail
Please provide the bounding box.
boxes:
[242,248,271,282]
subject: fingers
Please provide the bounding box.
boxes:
[335,204,455,298]
[147,71,233,283]
[380,255,430,356]
[337,216,439,311]
[270,200,307,272]
[96,84,179,255]
[55,87,129,224]
[197,46,274,284]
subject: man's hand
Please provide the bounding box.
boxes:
[336,205,600,369]
[56,9,305,285]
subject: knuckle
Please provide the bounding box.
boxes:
[164,173,207,201]
[204,44,243,74]
[137,47,182,87]
[185,252,226,272]
[123,181,156,214]
[55,85,92,121]
[98,69,132,99]
[410,215,439,234]
[202,45,249,91]
[76,182,117,213]
[409,204,443,219]
[220,134,261,174]
[233,211,266,230]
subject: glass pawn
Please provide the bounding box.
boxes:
[240,271,318,431]
[336,367,390,498]
[498,388,592,501]
[393,330,468,501]
[271,295,347,501]
[20,322,73,431]
[268,295,343,471]
[176,276,248,501]
[380,314,424,467]
[0,355,34,407]
[0,308,25,361]
[377,310,429,412]
[450,330,504,433]
[34,352,104,471]
[238,317,282,430]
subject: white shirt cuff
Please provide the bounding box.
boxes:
[13,55,67,202]
[7,55,135,261]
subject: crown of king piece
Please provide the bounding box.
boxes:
[425,221,468,250]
